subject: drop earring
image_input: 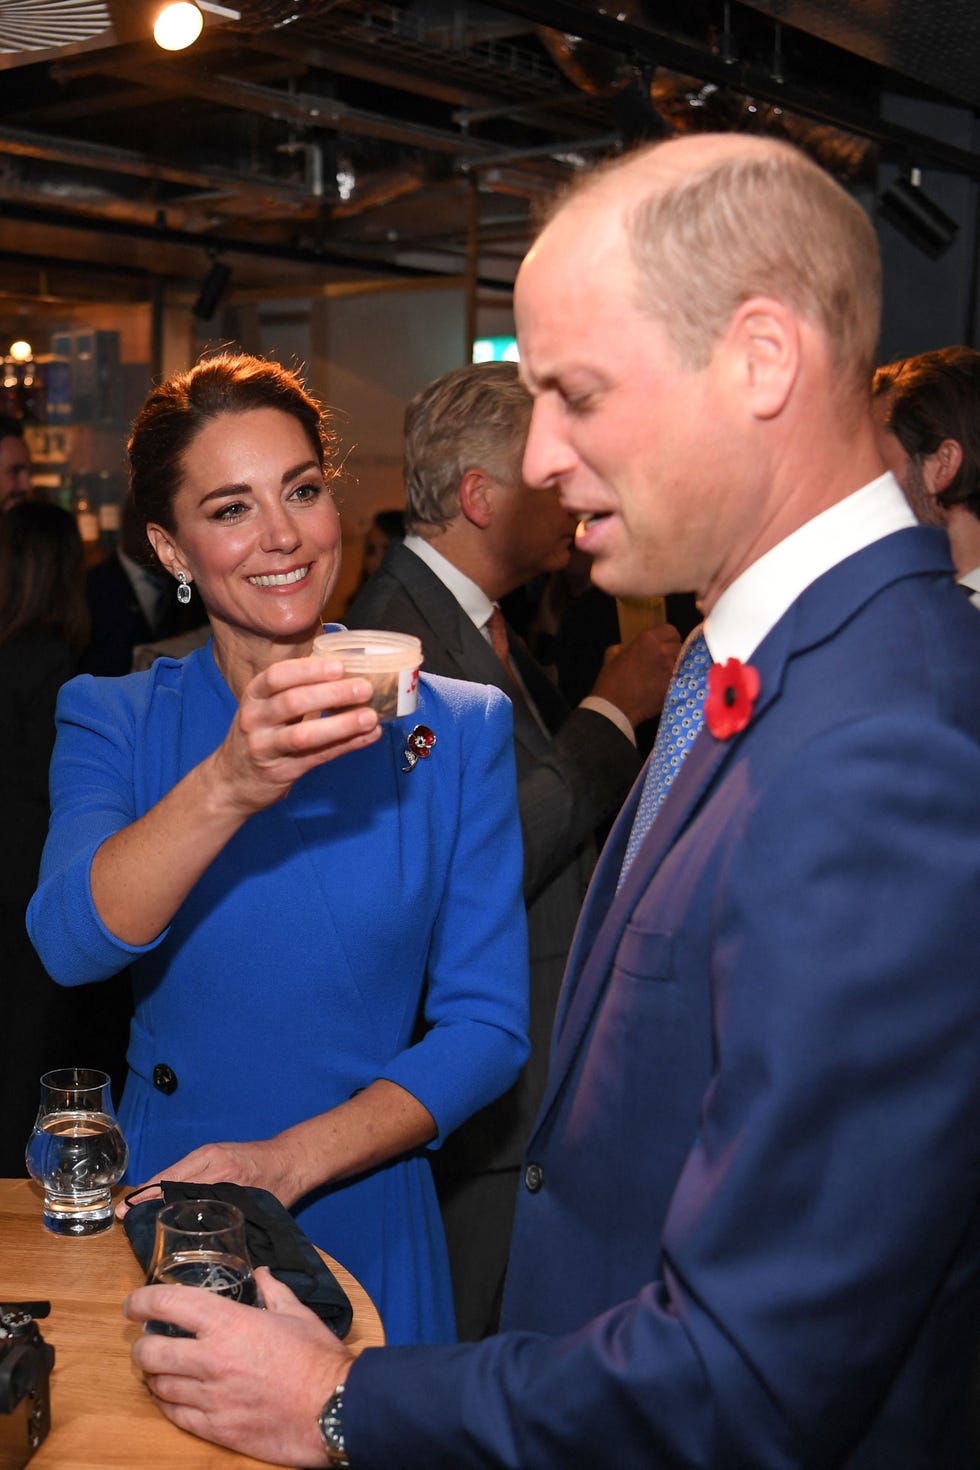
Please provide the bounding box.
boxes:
[176,571,192,606]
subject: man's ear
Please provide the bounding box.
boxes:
[927,438,963,496]
[146,523,186,582]
[725,298,800,421]
[458,468,495,529]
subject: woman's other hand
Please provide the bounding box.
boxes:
[115,1136,299,1220]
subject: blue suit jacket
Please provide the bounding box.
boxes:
[347,526,980,1467]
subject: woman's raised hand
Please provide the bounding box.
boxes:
[88,653,381,949]
[211,653,382,817]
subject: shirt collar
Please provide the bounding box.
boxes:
[704,473,916,663]
[118,548,159,587]
[402,533,495,630]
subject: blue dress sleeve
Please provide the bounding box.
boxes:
[27,671,173,985]
[375,680,531,1141]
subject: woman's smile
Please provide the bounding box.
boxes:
[246,563,313,589]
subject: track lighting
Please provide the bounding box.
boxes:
[878,168,959,260]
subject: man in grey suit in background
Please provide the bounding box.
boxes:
[347,360,680,1339]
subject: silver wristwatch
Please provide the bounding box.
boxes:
[317,1384,350,1467]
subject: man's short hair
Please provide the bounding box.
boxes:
[403,362,531,531]
[872,347,980,519]
[561,137,881,415]
[0,414,25,444]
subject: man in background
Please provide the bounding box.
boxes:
[873,345,980,608]
[127,133,980,1470]
[81,494,208,674]
[347,360,678,1339]
[0,416,32,511]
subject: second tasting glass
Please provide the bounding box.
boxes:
[145,1198,261,1336]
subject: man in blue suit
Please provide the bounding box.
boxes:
[125,131,980,1470]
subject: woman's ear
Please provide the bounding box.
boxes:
[146,523,185,582]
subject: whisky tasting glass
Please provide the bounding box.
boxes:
[144,1198,261,1336]
[25,1067,128,1235]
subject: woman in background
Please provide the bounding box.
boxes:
[28,355,528,1345]
[0,502,129,1171]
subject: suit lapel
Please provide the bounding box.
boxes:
[508,632,569,735]
[387,548,558,751]
[536,527,953,1130]
[383,545,473,671]
[541,605,794,1117]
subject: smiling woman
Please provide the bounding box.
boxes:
[25,353,531,1348]
[145,404,343,694]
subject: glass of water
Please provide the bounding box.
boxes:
[25,1067,128,1235]
[144,1198,261,1336]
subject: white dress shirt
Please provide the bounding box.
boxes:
[958,564,980,611]
[705,473,917,663]
[119,549,168,634]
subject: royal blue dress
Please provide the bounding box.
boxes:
[27,641,529,1346]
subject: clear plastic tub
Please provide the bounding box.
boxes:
[313,628,423,721]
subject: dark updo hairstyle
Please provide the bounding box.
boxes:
[127,352,338,540]
[0,500,90,653]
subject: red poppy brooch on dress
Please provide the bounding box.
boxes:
[704,659,760,739]
[402,724,437,771]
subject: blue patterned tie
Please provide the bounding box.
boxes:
[618,626,711,887]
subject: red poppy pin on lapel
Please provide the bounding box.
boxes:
[402,724,436,771]
[704,659,760,739]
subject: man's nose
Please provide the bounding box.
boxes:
[522,400,575,490]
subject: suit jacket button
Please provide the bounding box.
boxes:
[153,1064,178,1095]
[524,1162,544,1193]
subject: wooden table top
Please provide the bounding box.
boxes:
[0,1177,383,1469]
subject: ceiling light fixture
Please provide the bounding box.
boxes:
[8,339,32,362]
[153,3,204,51]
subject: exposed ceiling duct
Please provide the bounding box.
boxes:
[0,0,975,306]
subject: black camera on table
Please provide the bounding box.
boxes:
[0,1304,54,1469]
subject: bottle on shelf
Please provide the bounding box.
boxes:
[72,472,102,559]
[95,470,122,552]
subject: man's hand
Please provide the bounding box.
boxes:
[590,624,684,729]
[125,1267,354,1467]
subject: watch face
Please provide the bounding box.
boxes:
[319,1387,349,1466]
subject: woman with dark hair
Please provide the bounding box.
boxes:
[0,498,90,650]
[0,502,128,1171]
[28,353,529,1345]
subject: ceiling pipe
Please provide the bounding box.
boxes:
[491,0,980,181]
[0,198,516,292]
